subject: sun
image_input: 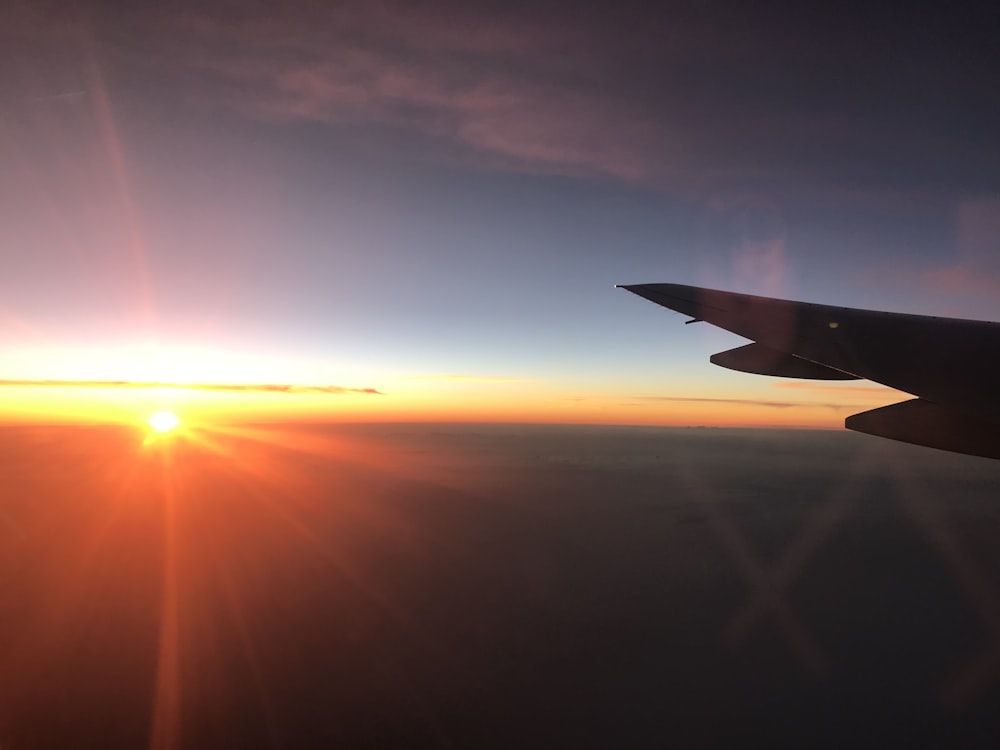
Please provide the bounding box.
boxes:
[149,410,180,433]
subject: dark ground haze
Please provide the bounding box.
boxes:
[1,423,999,749]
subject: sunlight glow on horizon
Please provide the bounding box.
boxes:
[0,379,903,431]
[149,410,180,433]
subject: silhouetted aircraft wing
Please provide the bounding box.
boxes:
[618,283,1000,460]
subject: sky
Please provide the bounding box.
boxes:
[2,0,999,427]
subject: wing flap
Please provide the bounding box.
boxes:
[846,399,1000,460]
[710,343,859,380]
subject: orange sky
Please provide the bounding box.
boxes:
[0,378,907,431]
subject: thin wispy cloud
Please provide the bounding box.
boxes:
[632,395,867,412]
[101,2,662,181]
[772,382,902,396]
[919,266,1000,300]
[156,4,786,184]
[912,198,1000,310]
[80,0,997,195]
[408,374,527,384]
[7,0,997,197]
[0,380,382,395]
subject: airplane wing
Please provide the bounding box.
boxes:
[618,283,1000,460]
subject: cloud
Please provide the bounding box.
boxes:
[916,197,1000,300]
[632,395,867,412]
[772,382,902,396]
[0,380,383,395]
[13,2,999,198]
[105,2,663,180]
[877,198,1000,314]
[919,266,1000,299]
[408,374,527,384]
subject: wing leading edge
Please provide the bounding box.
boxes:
[619,283,1000,459]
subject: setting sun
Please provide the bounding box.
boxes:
[149,410,180,433]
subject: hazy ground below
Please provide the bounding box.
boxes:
[0,422,999,748]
